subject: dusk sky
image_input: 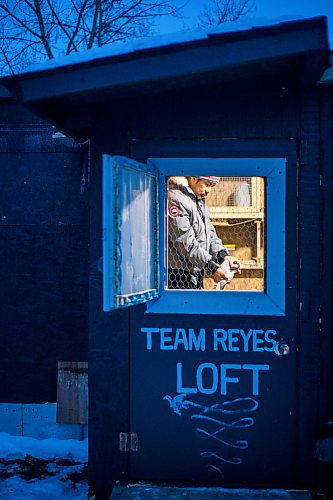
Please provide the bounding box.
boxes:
[157,0,333,44]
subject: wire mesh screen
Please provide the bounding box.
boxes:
[167,176,265,291]
[208,177,253,207]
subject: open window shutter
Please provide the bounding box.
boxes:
[103,155,159,311]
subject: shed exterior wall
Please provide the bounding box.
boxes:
[88,74,330,492]
[0,100,89,403]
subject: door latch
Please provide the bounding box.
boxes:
[277,342,291,356]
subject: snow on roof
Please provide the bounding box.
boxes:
[320,53,333,85]
[23,16,307,75]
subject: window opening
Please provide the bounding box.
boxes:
[103,156,285,316]
[166,176,265,292]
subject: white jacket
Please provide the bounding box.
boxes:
[167,177,228,286]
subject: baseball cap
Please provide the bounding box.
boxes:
[197,176,220,184]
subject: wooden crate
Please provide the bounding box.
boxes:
[56,361,88,425]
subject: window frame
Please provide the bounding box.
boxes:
[102,155,159,311]
[146,157,286,316]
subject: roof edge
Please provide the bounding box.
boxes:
[1,15,329,82]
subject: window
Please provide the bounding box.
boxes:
[167,176,265,292]
[103,156,286,315]
[103,155,159,311]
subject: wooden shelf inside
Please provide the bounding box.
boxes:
[211,214,264,223]
[240,259,264,270]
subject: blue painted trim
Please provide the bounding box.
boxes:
[116,289,159,308]
[146,158,286,316]
[102,154,115,311]
[103,155,159,311]
[157,168,168,293]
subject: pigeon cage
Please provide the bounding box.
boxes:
[205,176,265,291]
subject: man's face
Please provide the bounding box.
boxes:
[188,177,216,199]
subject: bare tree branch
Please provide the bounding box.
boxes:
[2,0,246,76]
[87,0,101,48]
[66,0,90,54]
[44,0,79,52]
[198,0,254,28]
[32,0,54,58]
[0,3,40,38]
[0,46,15,74]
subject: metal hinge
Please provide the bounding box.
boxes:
[130,432,138,452]
[119,432,129,451]
[119,432,138,452]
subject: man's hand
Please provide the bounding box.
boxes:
[212,267,230,283]
[224,255,242,274]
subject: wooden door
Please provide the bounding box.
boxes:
[129,140,298,486]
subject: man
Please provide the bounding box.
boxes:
[167,176,241,289]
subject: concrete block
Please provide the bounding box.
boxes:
[0,404,23,436]
[22,404,85,440]
[0,403,87,441]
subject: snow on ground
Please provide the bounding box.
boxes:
[0,432,88,499]
[0,433,87,462]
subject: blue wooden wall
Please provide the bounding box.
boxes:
[0,99,89,403]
